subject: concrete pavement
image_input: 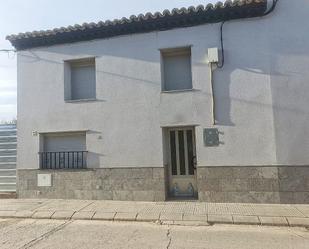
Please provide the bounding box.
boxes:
[0,199,309,227]
[0,219,308,249]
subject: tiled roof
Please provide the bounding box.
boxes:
[7,0,267,50]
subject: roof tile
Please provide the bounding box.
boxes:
[7,0,267,50]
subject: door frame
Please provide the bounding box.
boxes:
[164,126,198,199]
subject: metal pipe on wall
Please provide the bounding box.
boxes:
[209,62,215,126]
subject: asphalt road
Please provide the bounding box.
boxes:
[0,219,308,249]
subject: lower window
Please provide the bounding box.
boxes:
[39,132,87,169]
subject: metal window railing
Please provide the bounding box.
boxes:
[38,151,87,169]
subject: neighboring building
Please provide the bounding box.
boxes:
[7,0,309,203]
[0,124,17,197]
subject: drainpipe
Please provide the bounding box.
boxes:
[209,62,215,126]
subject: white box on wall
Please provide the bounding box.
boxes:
[208,47,219,63]
[37,174,52,187]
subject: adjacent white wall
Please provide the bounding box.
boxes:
[17,0,309,169]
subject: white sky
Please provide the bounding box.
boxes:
[0,0,217,121]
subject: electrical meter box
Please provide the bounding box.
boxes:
[37,174,52,187]
[204,128,219,147]
[208,47,219,63]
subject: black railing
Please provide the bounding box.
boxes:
[39,151,87,169]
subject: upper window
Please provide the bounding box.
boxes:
[64,58,96,101]
[161,47,192,91]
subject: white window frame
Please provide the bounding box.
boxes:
[160,46,193,93]
[64,57,97,102]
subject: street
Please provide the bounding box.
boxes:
[0,219,308,249]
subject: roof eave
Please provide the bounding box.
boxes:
[7,0,267,51]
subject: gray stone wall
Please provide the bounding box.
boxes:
[17,168,166,201]
[197,166,309,204]
[18,166,309,203]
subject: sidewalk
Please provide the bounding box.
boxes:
[0,199,309,227]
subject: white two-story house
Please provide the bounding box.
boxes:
[7,0,309,203]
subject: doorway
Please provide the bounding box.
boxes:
[165,127,197,199]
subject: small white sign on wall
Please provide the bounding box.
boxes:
[37,174,52,187]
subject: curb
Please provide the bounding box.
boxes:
[0,192,17,199]
[0,211,308,228]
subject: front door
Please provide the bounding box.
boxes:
[167,127,197,199]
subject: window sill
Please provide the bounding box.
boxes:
[161,89,195,94]
[65,98,97,103]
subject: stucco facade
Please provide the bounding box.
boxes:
[14,0,309,203]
